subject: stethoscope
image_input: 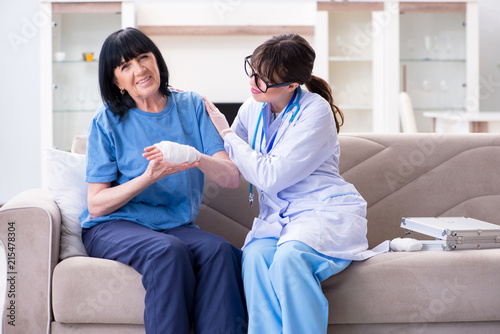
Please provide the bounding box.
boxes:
[248,86,302,206]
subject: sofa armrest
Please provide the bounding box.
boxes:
[0,188,61,334]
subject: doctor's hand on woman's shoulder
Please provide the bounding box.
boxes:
[202,95,233,138]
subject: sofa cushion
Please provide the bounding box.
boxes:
[194,178,257,248]
[52,257,144,324]
[45,148,88,259]
[338,134,500,247]
[325,248,500,325]
[71,134,88,155]
[52,249,500,326]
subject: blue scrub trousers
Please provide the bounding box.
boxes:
[82,220,247,334]
[242,238,351,334]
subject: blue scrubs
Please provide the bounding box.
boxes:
[80,90,247,334]
[242,239,350,334]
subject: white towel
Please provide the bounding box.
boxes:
[390,237,423,252]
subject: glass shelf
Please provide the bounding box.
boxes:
[51,10,122,151]
[54,109,97,113]
[414,107,466,112]
[329,57,372,62]
[53,60,98,64]
[401,58,466,63]
[339,105,372,110]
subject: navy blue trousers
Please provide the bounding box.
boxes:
[82,220,247,334]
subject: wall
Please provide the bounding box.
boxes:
[136,1,317,103]
[0,0,499,204]
[151,34,268,103]
[0,0,43,204]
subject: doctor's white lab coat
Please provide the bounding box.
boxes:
[223,90,378,261]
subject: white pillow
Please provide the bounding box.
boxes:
[45,148,88,259]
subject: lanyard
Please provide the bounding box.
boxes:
[248,87,301,206]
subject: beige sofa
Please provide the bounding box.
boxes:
[1,133,500,333]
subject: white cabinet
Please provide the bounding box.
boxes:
[316,3,379,133]
[399,1,479,132]
[40,0,135,152]
[315,0,478,132]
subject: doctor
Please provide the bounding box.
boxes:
[203,34,373,333]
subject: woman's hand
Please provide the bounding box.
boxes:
[202,95,232,138]
[143,158,199,182]
[143,145,199,181]
[87,157,198,218]
[143,145,164,161]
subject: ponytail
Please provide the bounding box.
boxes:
[251,34,344,133]
[305,75,344,133]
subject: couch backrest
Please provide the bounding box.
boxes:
[73,133,500,248]
[196,133,500,248]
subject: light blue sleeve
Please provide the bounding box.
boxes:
[85,108,118,183]
[192,92,225,156]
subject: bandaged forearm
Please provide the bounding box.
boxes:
[154,141,201,164]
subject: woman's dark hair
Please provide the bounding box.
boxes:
[250,34,344,133]
[98,27,170,119]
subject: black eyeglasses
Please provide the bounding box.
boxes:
[244,55,293,93]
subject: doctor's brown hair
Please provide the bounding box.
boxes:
[250,34,344,133]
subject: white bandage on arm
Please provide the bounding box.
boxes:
[154,141,201,164]
[390,237,423,252]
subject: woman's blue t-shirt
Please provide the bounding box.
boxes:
[79,90,224,231]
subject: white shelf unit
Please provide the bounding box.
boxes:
[399,1,479,132]
[329,10,375,133]
[40,0,135,185]
[316,1,391,133]
[315,0,478,133]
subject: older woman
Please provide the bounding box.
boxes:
[79,27,247,334]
